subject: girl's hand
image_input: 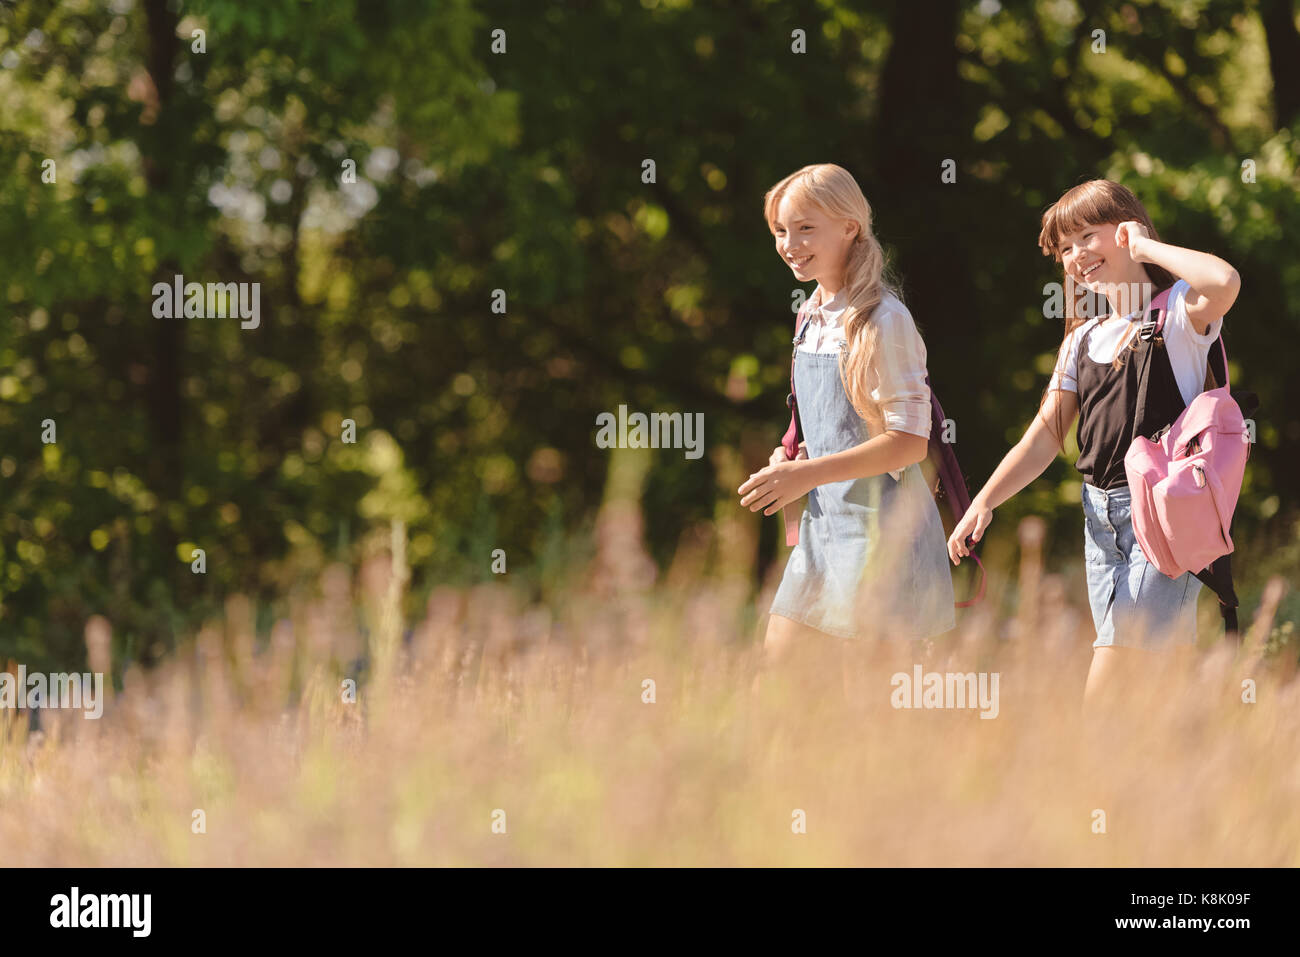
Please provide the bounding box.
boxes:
[946,501,992,565]
[738,459,815,515]
[1115,221,1152,262]
[768,443,808,468]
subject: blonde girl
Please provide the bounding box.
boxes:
[739,164,955,664]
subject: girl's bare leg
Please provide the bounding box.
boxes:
[840,639,872,708]
[1085,645,1162,713]
[752,613,799,698]
[762,613,808,666]
[1085,639,1200,712]
[752,613,835,697]
[1083,647,1121,710]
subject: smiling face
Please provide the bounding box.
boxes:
[1038,180,1172,323]
[771,195,858,291]
[1055,220,1150,296]
[1056,221,1120,291]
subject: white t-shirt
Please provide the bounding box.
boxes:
[1048,279,1225,405]
[798,285,932,481]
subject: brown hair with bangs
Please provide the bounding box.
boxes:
[1037,179,1176,448]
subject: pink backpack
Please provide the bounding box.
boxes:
[1123,286,1250,635]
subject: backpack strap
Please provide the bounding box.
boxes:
[1194,555,1241,642]
[926,376,986,606]
[1140,285,1231,392]
[1206,332,1229,391]
[780,300,811,462]
[781,297,819,461]
[781,298,818,546]
[1136,285,1174,340]
[1130,285,1176,446]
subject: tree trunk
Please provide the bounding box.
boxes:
[1261,0,1300,130]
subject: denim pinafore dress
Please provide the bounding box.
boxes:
[768,317,956,641]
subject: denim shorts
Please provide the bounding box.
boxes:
[1081,482,1201,650]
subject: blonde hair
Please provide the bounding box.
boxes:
[1037,179,1176,446]
[763,164,901,435]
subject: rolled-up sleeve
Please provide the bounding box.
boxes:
[868,301,932,481]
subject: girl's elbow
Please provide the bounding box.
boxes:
[1212,263,1240,294]
[1214,268,1241,317]
[905,432,930,467]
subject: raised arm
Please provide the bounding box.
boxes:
[1118,223,1241,335]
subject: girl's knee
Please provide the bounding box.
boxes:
[762,615,842,678]
[763,614,807,662]
[1084,646,1131,703]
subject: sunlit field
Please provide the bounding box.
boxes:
[5,0,1300,874]
[3,497,1296,869]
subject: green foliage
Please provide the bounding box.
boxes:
[1,0,1296,672]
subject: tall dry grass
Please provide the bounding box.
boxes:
[2,492,1297,866]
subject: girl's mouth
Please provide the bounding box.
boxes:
[1081,259,1104,279]
[790,254,814,268]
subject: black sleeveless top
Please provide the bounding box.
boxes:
[1074,315,1226,490]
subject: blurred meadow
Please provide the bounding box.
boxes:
[2,497,1297,866]
[2,0,1299,864]
[2,501,1300,868]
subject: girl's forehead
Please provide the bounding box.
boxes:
[775,196,819,222]
[1057,220,1115,243]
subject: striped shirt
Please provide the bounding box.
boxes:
[798,284,933,481]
